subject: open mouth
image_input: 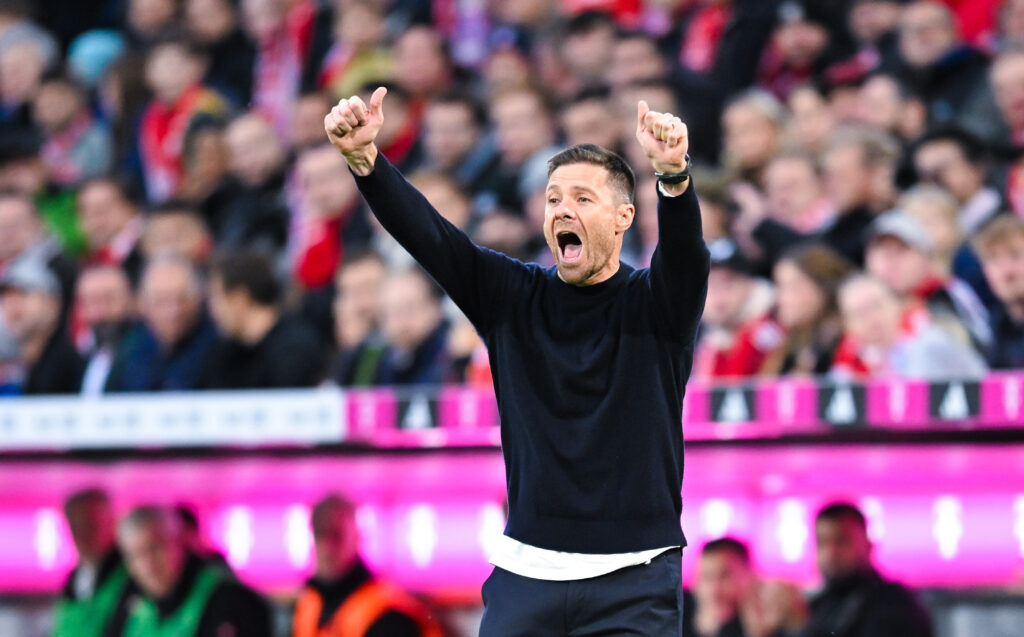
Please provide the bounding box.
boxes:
[556,231,583,264]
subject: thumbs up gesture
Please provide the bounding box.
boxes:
[324,86,388,175]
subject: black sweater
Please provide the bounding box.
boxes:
[354,156,709,553]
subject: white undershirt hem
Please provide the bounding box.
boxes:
[488,534,678,581]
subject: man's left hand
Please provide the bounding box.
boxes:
[635,100,688,175]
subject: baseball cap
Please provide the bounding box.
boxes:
[868,210,934,253]
[0,259,60,296]
[708,238,754,275]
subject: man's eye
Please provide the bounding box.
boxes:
[578,197,591,203]
[548,198,559,205]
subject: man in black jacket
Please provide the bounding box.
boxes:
[802,502,932,637]
[325,86,709,634]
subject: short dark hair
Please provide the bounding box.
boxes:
[63,487,110,520]
[174,504,200,532]
[429,89,487,127]
[210,250,282,306]
[816,502,867,529]
[311,494,356,539]
[547,144,635,204]
[915,126,987,164]
[701,537,751,565]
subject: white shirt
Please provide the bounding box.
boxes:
[489,535,677,581]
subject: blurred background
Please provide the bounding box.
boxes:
[1,0,1024,635]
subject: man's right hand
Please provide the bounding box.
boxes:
[324,86,387,176]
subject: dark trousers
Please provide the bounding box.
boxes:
[479,548,683,636]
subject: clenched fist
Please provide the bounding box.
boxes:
[324,86,387,176]
[635,100,689,178]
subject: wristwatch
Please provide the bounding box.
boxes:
[655,154,691,185]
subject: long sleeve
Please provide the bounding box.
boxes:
[646,182,710,343]
[351,155,526,335]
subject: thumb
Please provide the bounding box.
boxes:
[370,86,387,118]
[637,100,650,129]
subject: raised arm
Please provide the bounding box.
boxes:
[634,101,711,341]
[324,88,520,334]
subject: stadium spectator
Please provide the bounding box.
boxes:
[607,31,666,90]
[292,143,362,289]
[75,265,136,395]
[393,25,453,105]
[125,0,177,49]
[174,504,231,572]
[76,178,144,284]
[0,191,78,312]
[293,494,443,637]
[317,0,391,101]
[292,90,334,150]
[761,245,854,376]
[833,273,986,378]
[422,90,499,195]
[202,249,325,388]
[786,84,835,154]
[107,256,217,391]
[974,215,1024,369]
[32,72,113,186]
[358,82,423,172]
[176,115,233,226]
[757,1,847,102]
[0,39,48,135]
[912,127,1003,234]
[139,203,214,266]
[561,87,621,154]
[372,266,451,386]
[989,49,1024,150]
[558,11,617,93]
[683,537,756,637]
[54,488,133,637]
[216,111,290,252]
[694,239,779,380]
[721,90,786,185]
[139,39,227,203]
[331,250,387,387]
[487,87,561,215]
[0,0,59,68]
[184,0,256,107]
[865,209,991,350]
[117,505,273,637]
[800,502,933,637]
[0,258,83,393]
[855,73,929,144]
[895,1,991,133]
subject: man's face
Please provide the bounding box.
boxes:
[334,258,386,347]
[607,37,664,88]
[561,25,616,83]
[787,86,833,151]
[823,144,871,212]
[899,2,957,68]
[297,147,357,218]
[78,182,136,251]
[0,197,40,261]
[142,213,211,263]
[313,508,359,581]
[424,102,478,170]
[76,269,134,339]
[982,235,1024,308]
[816,517,872,582]
[492,91,553,166]
[773,260,826,329]
[32,82,82,133]
[839,278,903,348]
[849,0,904,44]
[66,500,116,562]
[186,0,236,43]
[145,44,202,104]
[991,54,1024,132]
[695,551,753,620]
[561,99,618,150]
[393,27,447,97]
[866,235,932,296]
[544,163,633,286]
[1,288,58,341]
[225,115,284,187]
[723,104,779,171]
[379,272,442,352]
[120,523,185,599]
[703,268,752,329]
[139,263,202,348]
[763,157,822,223]
[914,140,981,203]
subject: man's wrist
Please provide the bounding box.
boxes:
[342,144,378,176]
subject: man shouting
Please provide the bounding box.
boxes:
[326,87,709,635]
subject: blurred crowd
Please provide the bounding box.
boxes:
[2,0,1024,395]
[57,488,444,636]
[59,488,933,637]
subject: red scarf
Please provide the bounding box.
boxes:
[253,0,315,141]
[139,85,210,202]
[679,4,730,73]
[42,111,94,186]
